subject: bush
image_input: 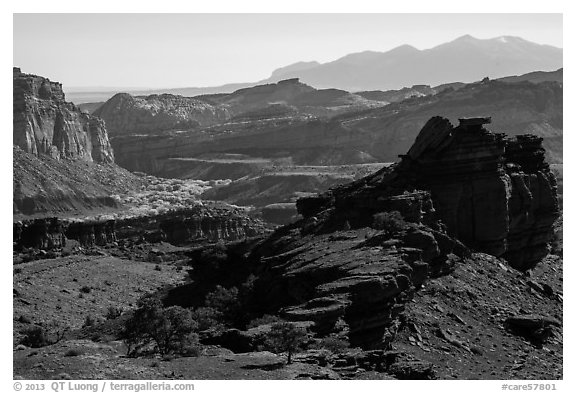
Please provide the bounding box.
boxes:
[83,315,96,328]
[17,315,32,324]
[204,286,241,326]
[80,286,92,294]
[190,307,223,332]
[122,296,199,357]
[20,323,67,348]
[312,336,350,354]
[264,322,309,364]
[372,211,407,233]
[64,348,83,357]
[247,314,283,329]
[105,306,123,320]
[20,326,49,348]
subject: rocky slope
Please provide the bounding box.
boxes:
[13,68,114,163]
[13,146,144,217]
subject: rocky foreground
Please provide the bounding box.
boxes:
[14,116,562,380]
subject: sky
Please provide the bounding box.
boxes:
[13,13,563,90]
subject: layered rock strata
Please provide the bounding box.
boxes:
[13,68,114,163]
[298,116,559,270]
[13,207,265,251]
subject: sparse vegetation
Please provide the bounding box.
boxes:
[312,336,350,354]
[64,348,83,357]
[372,211,408,233]
[204,285,242,326]
[190,307,224,332]
[105,306,123,320]
[20,323,68,348]
[247,314,283,329]
[83,315,96,328]
[264,322,310,364]
[122,296,199,357]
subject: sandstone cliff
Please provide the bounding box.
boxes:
[13,68,114,163]
[13,68,145,216]
[14,205,266,251]
[298,117,559,270]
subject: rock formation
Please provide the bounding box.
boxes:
[13,206,266,251]
[13,67,114,163]
[182,115,558,350]
[93,93,231,135]
[300,116,559,270]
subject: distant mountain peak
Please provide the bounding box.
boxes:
[452,34,478,42]
[388,44,419,54]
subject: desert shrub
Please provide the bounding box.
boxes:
[122,296,199,357]
[105,306,123,320]
[14,268,22,274]
[372,211,407,233]
[247,314,283,329]
[312,336,350,354]
[64,348,83,357]
[20,323,67,348]
[190,307,224,332]
[80,286,91,294]
[20,326,49,348]
[204,285,241,326]
[83,315,95,328]
[264,322,310,364]
[17,315,32,324]
[154,265,162,271]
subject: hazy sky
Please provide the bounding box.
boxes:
[13,13,562,89]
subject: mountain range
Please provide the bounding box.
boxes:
[66,35,562,104]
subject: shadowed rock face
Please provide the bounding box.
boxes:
[398,117,559,270]
[13,68,114,163]
[192,115,557,349]
[299,116,559,270]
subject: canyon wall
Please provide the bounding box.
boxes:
[13,67,114,163]
[14,207,265,251]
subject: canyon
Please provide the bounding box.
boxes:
[13,62,563,380]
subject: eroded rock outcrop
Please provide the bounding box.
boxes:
[13,67,114,163]
[13,206,266,251]
[298,116,559,270]
[182,115,558,350]
[398,117,559,270]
